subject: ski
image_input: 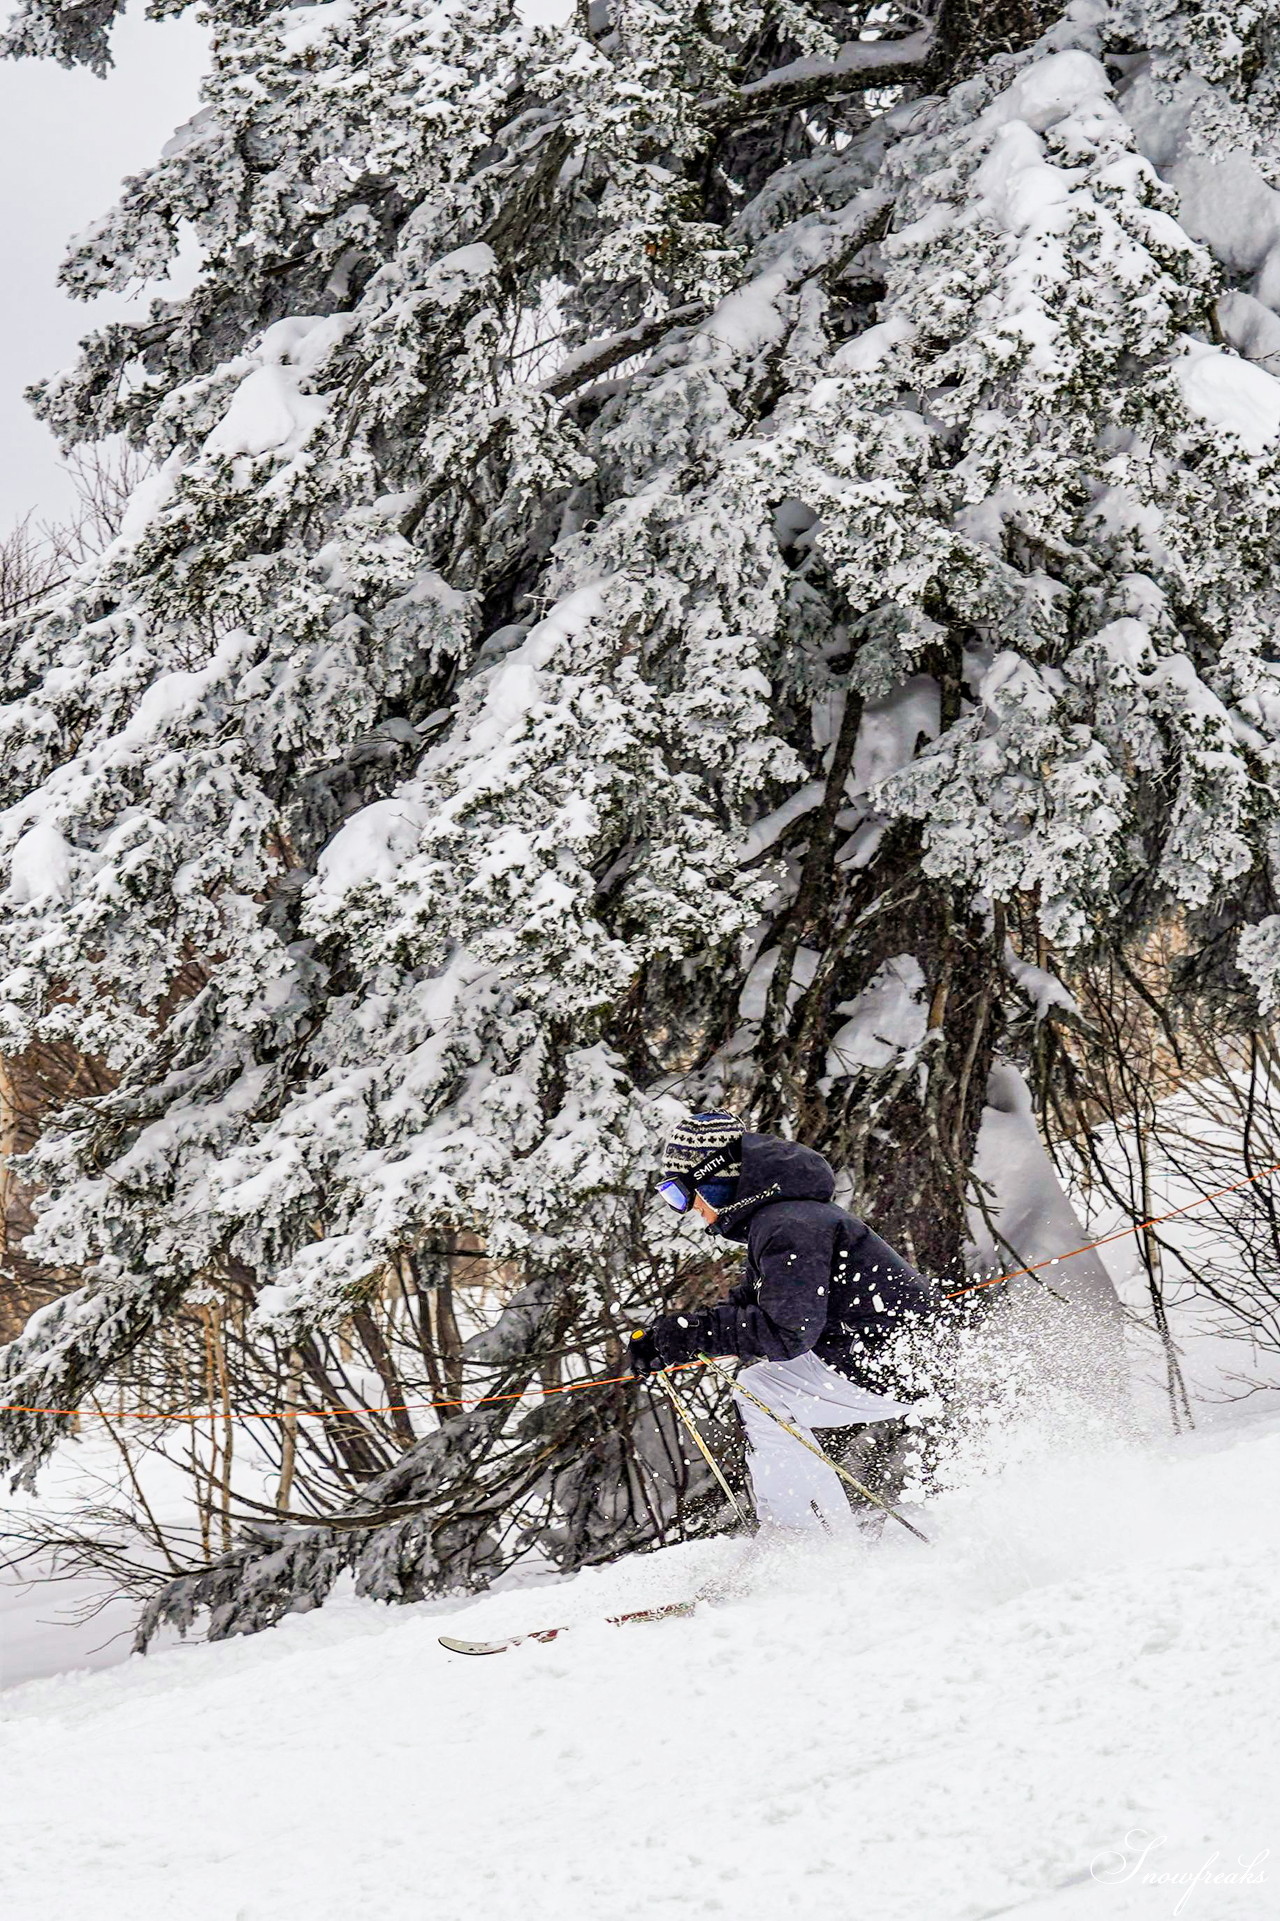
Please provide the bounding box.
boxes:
[438,1597,697,1656]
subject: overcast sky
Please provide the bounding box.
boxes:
[0,0,572,533]
[0,9,208,529]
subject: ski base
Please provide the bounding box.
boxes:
[439,1598,696,1656]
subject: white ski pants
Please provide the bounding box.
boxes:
[734,1353,914,1533]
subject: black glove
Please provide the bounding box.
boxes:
[626,1327,662,1377]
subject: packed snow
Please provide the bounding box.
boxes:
[3,1395,1278,1920]
[203,316,356,461]
[825,952,928,1076]
[1173,340,1280,456]
[4,819,74,906]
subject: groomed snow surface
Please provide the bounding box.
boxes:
[3,1398,1278,1919]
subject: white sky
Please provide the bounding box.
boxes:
[0,0,573,532]
[0,8,207,529]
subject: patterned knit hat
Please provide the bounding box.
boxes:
[661,1110,745,1182]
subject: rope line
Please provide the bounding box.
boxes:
[3,1156,1277,1426]
[0,1364,652,1424]
[939,1155,1280,1302]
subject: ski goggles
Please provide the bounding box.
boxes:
[655,1148,738,1213]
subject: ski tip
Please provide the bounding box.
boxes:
[438,1601,696,1656]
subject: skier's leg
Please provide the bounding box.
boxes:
[734,1364,844,1532]
[834,1420,911,1536]
[735,1354,916,1534]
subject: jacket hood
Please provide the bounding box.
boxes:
[713,1132,835,1241]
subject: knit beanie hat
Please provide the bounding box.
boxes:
[661,1111,745,1190]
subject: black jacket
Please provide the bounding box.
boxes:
[651,1132,934,1384]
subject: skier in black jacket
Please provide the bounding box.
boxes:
[629,1111,934,1534]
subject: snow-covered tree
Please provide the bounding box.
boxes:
[5,0,1280,1629]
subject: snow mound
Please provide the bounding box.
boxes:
[825,951,927,1076]
[1174,340,1280,455]
[3,1412,1278,1920]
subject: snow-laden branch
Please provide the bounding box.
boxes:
[716,29,935,122]
[541,302,708,400]
[543,191,892,405]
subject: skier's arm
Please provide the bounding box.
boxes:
[650,1219,834,1365]
[844,1222,936,1329]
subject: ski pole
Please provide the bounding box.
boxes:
[654,1366,750,1528]
[698,1354,930,1546]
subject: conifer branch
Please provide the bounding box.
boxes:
[714,27,935,123]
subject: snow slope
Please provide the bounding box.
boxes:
[2,1408,1278,1920]
[0,1557,138,1691]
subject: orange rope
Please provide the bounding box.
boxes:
[0,1365,646,1424]
[3,1157,1277,1425]
[940,1155,1280,1302]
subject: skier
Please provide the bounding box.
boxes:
[628,1111,935,1536]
